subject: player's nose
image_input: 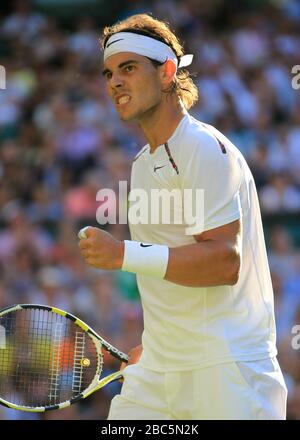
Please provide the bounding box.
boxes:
[110,72,124,89]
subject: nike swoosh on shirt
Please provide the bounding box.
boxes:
[106,38,124,48]
[154,165,166,172]
[140,244,153,248]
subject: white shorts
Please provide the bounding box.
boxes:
[108,357,287,420]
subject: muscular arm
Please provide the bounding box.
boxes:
[164,219,241,287]
[79,219,241,288]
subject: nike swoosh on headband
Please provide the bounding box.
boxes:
[106,38,124,48]
[103,32,194,70]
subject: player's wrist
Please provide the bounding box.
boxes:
[114,241,125,270]
[121,240,169,278]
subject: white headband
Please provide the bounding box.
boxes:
[103,32,193,69]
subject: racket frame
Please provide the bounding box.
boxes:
[0,304,129,412]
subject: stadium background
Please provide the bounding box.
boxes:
[0,0,299,420]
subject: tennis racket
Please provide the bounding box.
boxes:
[0,304,129,412]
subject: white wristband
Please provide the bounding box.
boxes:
[122,240,169,278]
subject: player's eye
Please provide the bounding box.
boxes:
[104,71,112,80]
[124,65,135,73]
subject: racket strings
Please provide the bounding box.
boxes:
[48,321,63,405]
[71,331,86,394]
[0,308,99,408]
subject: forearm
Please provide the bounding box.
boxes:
[165,240,240,287]
[79,222,241,287]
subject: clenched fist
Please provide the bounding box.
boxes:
[78,226,124,270]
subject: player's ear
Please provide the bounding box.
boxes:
[160,60,177,89]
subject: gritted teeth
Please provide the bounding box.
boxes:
[118,95,130,105]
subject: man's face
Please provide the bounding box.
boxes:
[103,52,163,122]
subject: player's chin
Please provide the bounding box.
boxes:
[119,110,136,122]
[119,114,131,121]
[117,104,142,122]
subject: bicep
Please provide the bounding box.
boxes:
[193,219,241,246]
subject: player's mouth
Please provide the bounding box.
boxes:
[115,94,131,107]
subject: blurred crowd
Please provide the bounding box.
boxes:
[0,0,299,420]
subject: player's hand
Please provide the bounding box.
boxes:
[120,344,143,371]
[78,226,124,270]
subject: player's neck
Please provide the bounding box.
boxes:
[139,96,186,153]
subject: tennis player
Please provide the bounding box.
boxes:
[79,14,287,419]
